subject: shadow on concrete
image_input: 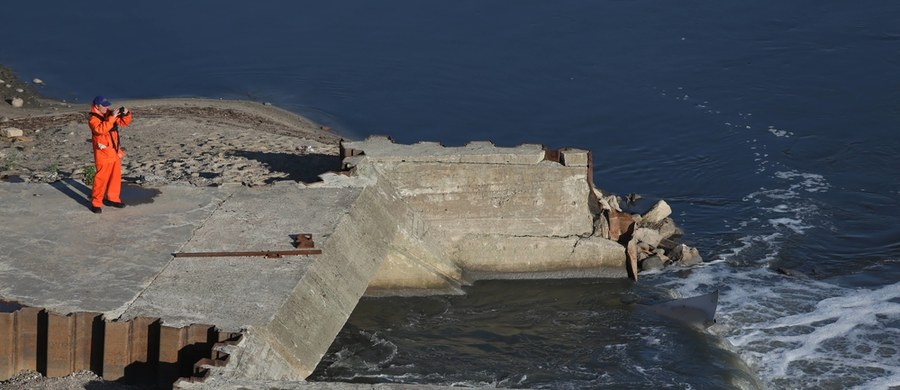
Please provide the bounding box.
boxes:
[120,185,162,206]
[50,178,92,208]
[50,179,162,209]
[230,151,341,184]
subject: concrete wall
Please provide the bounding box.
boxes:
[379,161,594,237]
[342,137,627,294]
[232,172,461,380]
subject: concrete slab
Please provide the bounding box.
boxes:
[122,186,362,330]
[0,180,361,331]
[0,180,230,317]
[179,185,360,252]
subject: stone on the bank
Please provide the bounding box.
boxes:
[15,88,24,93]
[609,195,622,211]
[688,247,703,265]
[657,217,682,240]
[670,244,687,260]
[32,78,43,85]
[633,227,662,248]
[603,194,622,212]
[670,243,702,267]
[637,241,651,252]
[593,213,610,239]
[626,238,639,281]
[654,248,669,261]
[2,127,24,138]
[640,256,665,272]
[642,200,672,224]
[10,97,24,107]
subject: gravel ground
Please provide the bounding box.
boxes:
[0,65,344,188]
[0,370,149,390]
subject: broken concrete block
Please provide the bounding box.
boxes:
[633,227,662,248]
[594,213,610,239]
[626,238,639,281]
[670,243,689,261]
[643,200,672,224]
[608,209,635,242]
[671,243,702,267]
[640,256,665,272]
[560,148,589,167]
[657,217,682,240]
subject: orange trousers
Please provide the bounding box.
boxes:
[91,158,121,207]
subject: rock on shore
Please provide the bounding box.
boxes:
[592,195,704,278]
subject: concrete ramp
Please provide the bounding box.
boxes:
[121,185,363,331]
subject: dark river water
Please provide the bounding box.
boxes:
[3,1,899,388]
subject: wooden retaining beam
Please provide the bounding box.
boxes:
[0,306,242,389]
[11,307,42,375]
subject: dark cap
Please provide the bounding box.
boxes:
[92,96,111,107]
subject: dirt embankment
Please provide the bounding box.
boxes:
[0,65,344,187]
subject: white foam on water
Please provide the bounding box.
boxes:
[649,91,898,388]
[774,170,830,193]
[365,331,399,370]
[660,158,900,388]
[768,217,810,234]
[652,109,897,387]
[662,258,900,388]
[731,280,900,389]
[767,126,793,138]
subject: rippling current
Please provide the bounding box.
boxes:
[3,1,899,388]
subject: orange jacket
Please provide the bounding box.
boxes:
[89,106,132,162]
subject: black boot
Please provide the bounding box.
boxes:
[105,200,126,208]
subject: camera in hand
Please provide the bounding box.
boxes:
[117,107,126,116]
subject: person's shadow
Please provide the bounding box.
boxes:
[50,178,92,208]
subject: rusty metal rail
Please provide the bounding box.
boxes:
[173,233,322,258]
[173,249,322,258]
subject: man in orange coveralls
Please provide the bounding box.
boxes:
[88,95,132,213]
